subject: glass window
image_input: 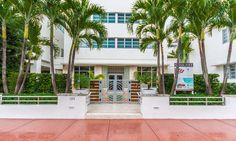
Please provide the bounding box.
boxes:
[74,66,94,77]
[118,13,125,23]
[118,13,132,23]
[92,38,115,48]
[125,39,132,48]
[133,39,139,48]
[93,13,116,23]
[125,13,131,23]
[117,38,139,48]
[108,13,116,23]
[137,67,157,87]
[223,29,229,44]
[118,38,125,48]
[108,38,115,48]
[229,64,236,79]
[93,14,101,22]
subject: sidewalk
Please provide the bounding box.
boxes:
[0,119,236,141]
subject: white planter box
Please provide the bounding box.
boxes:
[141,88,156,95]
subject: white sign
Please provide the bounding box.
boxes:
[175,63,194,91]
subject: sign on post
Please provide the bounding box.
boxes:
[174,63,194,92]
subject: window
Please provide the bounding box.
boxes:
[93,13,116,23]
[229,64,236,79]
[92,38,115,48]
[117,38,140,48]
[60,49,64,57]
[137,67,157,87]
[118,13,132,23]
[223,29,229,44]
[74,66,94,77]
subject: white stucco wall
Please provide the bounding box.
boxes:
[141,95,236,119]
[0,95,87,119]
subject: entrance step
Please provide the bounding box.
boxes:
[86,113,142,119]
[86,104,142,119]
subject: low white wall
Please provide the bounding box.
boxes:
[141,95,236,119]
[0,95,87,119]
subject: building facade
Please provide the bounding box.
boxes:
[32,0,236,87]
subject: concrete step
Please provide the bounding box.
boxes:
[86,112,142,119]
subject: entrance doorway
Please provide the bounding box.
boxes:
[108,74,123,91]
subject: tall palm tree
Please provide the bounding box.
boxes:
[129,0,170,94]
[0,0,15,94]
[59,0,107,93]
[186,0,224,95]
[165,0,189,95]
[219,0,236,95]
[40,0,62,95]
[18,22,43,94]
[9,0,41,94]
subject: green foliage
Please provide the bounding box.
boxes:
[164,74,220,94]
[135,72,156,90]
[74,73,90,89]
[88,71,105,80]
[225,83,236,94]
[5,72,66,94]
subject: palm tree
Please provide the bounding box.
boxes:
[9,0,41,94]
[185,0,224,95]
[165,0,190,95]
[59,0,107,93]
[219,0,236,95]
[18,22,43,94]
[0,0,15,94]
[129,0,170,94]
[168,35,194,63]
[40,0,62,95]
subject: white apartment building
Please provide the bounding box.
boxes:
[32,0,236,85]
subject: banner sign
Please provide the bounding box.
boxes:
[174,63,194,91]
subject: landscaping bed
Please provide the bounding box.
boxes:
[170,94,225,106]
[0,93,57,105]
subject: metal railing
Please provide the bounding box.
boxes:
[86,92,91,105]
[137,92,142,104]
[0,95,58,105]
[170,97,225,106]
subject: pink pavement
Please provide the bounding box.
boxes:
[0,119,236,141]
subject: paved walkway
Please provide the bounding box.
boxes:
[0,119,236,141]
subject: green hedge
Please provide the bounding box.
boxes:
[164,74,221,94]
[0,72,91,94]
[6,73,67,93]
[1,72,236,95]
[225,83,236,94]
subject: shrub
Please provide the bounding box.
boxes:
[74,73,90,89]
[225,83,236,94]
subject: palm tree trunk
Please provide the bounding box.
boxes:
[49,22,58,95]
[220,33,233,95]
[71,47,77,92]
[65,40,75,93]
[161,43,166,94]
[201,39,213,95]
[18,58,31,94]
[170,26,182,95]
[14,23,29,94]
[156,41,162,94]
[1,20,8,94]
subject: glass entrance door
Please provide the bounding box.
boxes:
[108,74,123,102]
[108,74,123,91]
